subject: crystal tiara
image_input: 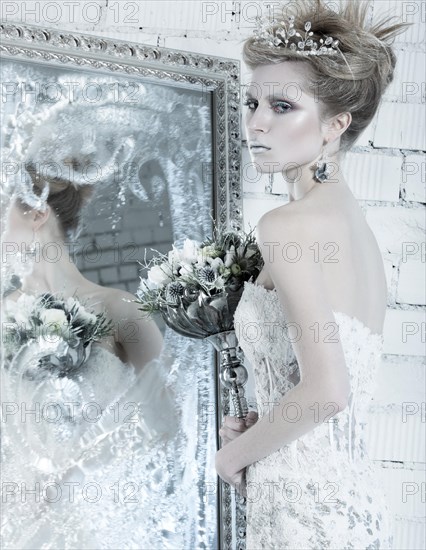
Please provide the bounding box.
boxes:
[253,14,340,56]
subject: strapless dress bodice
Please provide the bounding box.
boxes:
[233,280,384,467]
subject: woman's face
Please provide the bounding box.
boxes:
[244,61,327,175]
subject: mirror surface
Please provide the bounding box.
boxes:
[0,28,241,547]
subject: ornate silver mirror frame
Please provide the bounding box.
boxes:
[0,21,245,550]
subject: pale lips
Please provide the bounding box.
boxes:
[249,142,271,154]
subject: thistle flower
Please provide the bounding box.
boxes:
[166,281,185,304]
[198,266,216,285]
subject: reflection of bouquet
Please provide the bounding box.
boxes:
[136,227,264,327]
[3,292,113,378]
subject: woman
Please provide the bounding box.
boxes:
[1,166,184,548]
[215,1,409,548]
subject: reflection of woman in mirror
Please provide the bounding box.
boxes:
[1,162,184,548]
[215,1,408,548]
[3,169,163,368]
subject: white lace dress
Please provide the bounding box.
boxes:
[1,337,184,549]
[233,281,394,550]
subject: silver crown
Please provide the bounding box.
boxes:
[253,14,340,56]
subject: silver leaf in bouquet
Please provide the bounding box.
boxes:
[26,336,93,381]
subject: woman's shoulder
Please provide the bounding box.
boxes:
[74,282,134,315]
[257,184,355,236]
[256,201,312,240]
[87,283,160,334]
[96,286,139,320]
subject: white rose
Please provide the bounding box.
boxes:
[139,278,158,292]
[76,307,97,325]
[196,252,207,266]
[12,294,37,325]
[167,247,181,275]
[168,249,176,264]
[18,293,36,315]
[179,263,194,277]
[201,244,219,259]
[5,301,32,331]
[224,246,236,268]
[5,299,18,319]
[210,257,224,272]
[181,239,200,263]
[40,308,68,327]
[66,297,78,310]
[148,278,160,290]
[148,263,173,287]
[168,245,181,265]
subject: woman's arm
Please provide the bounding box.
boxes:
[216,209,351,484]
[106,288,163,371]
[103,288,181,438]
[215,374,346,482]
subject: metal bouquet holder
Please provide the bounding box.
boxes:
[160,285,248,418]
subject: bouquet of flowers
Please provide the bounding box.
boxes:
[135,227,264,418]
[136,227,263,333]
[2,292,113,379]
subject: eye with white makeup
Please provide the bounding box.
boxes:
[243,96,293,114]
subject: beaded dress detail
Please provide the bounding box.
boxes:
[233,281,394,550]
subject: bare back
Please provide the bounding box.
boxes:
[257,183,388,336]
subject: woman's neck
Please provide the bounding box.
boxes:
[20,240,87,297]
[285,152,344,201]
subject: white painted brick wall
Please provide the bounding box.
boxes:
[374,102,426,150]
[365,207,424,259]
[386,50,426,104]
[5,0,425,543]
[373,356,425,405]
[392,518,426,550]
[381,467,425,518]
[373,0,426,46]
[398,258,426,305]
[340,151,403,201]
[367,409,425,462]
[382,308,425,356]
[403,154,426,203]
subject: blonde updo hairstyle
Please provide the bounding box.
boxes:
[17,158,95,241]
[243,0,411,153]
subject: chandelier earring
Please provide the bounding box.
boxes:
[266,172,274,193]
[314,144,332,183]
[25,231,38,257]
[26,238,37,257]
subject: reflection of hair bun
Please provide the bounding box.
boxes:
[21,161,95,240]
[243,0,412,152]
[15,102,139,241]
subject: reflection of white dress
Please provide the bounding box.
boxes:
[1,335,184,549]
[234,281,394,550]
